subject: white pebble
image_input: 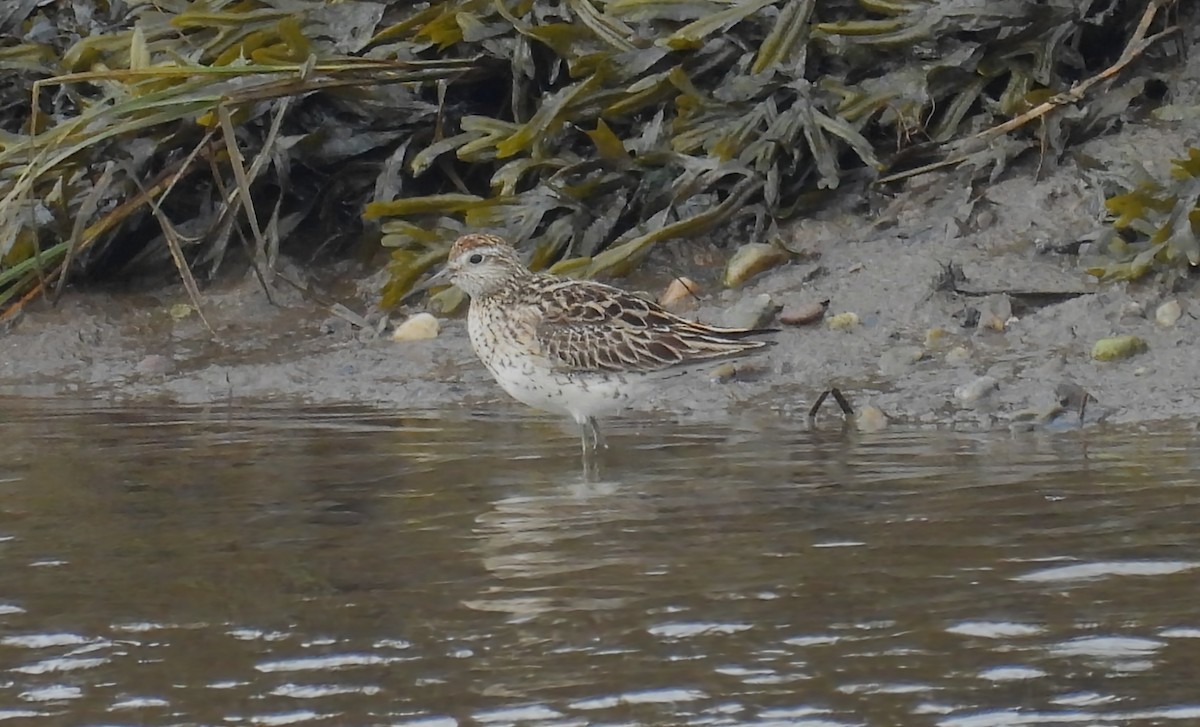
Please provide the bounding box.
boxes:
[391,313,440,341]
[1156,300,1182,327]
[955,376,999,403]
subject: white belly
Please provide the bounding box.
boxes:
[467,311,637,423]
[488,360,636,423]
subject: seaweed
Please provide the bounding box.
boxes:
[368,0,1182,306]
[1088,147,1200,282]
[0,1,475,319]
[0,0,1186,319]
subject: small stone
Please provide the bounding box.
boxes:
[856,405,889,432]
[955,376,999,403]
[710,362,739,383]
[879,346,924,376]
[779,299,829,326]
[135,354,174,376]
[1155,299,1182,327]
[1091,335,1146,361]
[945,345,971,365]
[391,312,440,341]
[954,307,981,329]
[1054,382,1090,411]
[977,294,1013,332]
[318,316,352,336]
[1009,408,1042,425]
[924,327,948,348]
[711,361,767,383]
[1120,300,1145,319]
[827,311,860,330]
[721,293,780,329]
[658,277,700,311]
[1010,399,1080,431]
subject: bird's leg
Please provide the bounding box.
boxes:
[579,420,592,458]
[579,416,603,479]
[586,417,607,450]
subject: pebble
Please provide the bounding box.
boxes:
[135,354,174,376]
[721,293,780,329]
[779,299,828,326]
[954,306,981,328]
[1055,382,1091,411]
[827,311,860,330]
[1156,299,1182,327]
[924,327,948,348]
[318,316,352,336]
[955,375,999,403]
[658,277,700,311]
[945,345,971,365]
[977,294,1013,332]
[1009,403,1080,432]
[856,405,889,432]
[879,346,924,376]
[391,312,440,341]
[1120,300,1145,319]
[710,362,738,383]
[710,361,768,384]
[1091,335,1146,361]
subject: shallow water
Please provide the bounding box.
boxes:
[0,398,1198,726]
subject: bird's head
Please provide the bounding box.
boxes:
[439,233,529,298]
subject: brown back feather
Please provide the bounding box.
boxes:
[531,278,774,374]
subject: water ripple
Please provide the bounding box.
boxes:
[1,401,1197,726]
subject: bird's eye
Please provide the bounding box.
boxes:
[467,253,484,264]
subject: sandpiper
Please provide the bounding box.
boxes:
[436,233,775,462]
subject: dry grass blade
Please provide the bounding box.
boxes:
[219,106,269,272]
[53,161,116,304]
[133,169,216,336]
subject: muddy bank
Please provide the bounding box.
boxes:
[3,119,1200,429]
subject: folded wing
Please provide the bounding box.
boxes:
[532,279,773,374]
